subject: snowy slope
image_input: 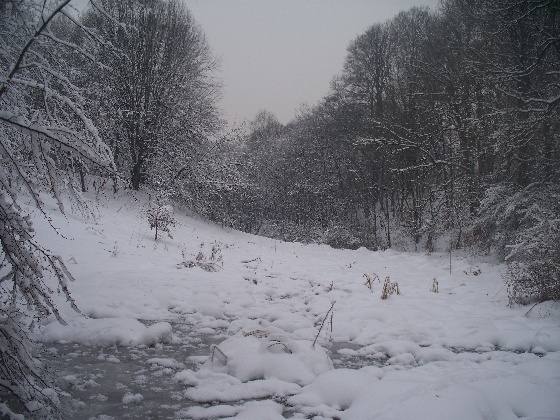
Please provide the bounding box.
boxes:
[30,188,560,419]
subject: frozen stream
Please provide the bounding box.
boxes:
[42,321,370,419]
[43,320,549,419]
[45,322,220,419]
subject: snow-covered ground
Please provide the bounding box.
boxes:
[30,188,560,419]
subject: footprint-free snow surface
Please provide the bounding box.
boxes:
[29,190,560,419]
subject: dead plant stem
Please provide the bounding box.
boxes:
[313,301,336,348]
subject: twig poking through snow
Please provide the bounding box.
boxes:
[525,302,539,317]
[210,344,227,365]
[313,301,336,348]
[241,257,261,264]
[268,341,292,354]
[491,287,503,300]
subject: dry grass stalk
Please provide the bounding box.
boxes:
[381,276,391,299]
[268,340,293,354]
[313,301,336,348]
[243,329,269,338]
[381,276,400,299]
[329,310,334,337]
[431,278,439,293]
[364,274,372,290]
[179,244,223,272]
[363,273,380,292]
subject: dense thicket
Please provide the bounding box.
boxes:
[195,0,559,303]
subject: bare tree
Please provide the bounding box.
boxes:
[0,0,115,416]
[341,23,392,121]
[82,0,223,191]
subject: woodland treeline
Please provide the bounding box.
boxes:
[181,1,558,304]
[68,0,559,301]
[56,0,556,305]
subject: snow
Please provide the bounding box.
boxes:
[195,329,333,384]
[122,392,143,404]
[181,400,285,420]
[40,317,172,347]
[26,187,560,419]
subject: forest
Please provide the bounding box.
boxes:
[0,0,558,417]
[186,0,559,305]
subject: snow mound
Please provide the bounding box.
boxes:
[287,355,560,420]
[180,400,284,420]
[121,392,143,404]
[146,357,183,369]
[287,368,379,416]
[38,317,172,346]
[204,328,333,385]
[172,328,332,405]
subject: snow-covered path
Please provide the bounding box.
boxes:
[32,191,560,419]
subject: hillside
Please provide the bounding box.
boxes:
[28,189,560,419]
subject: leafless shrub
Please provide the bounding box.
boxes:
[147,193,176,241]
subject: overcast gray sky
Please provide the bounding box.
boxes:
[182,0,440,125]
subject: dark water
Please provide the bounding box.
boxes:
[43,322,222,419]
[39,323,369,419]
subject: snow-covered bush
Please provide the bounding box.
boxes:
[321,224,362,250]
[147,194,176,241]
[504,187,560,304]
[470,183,560,304]
[466,184,519,258]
